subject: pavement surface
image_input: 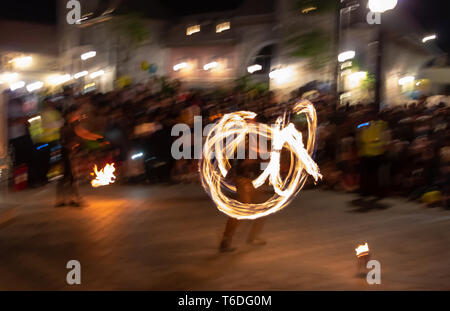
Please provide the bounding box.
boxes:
[0,183,449,290]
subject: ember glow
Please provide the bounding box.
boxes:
[355,243,370,257]
[91,163,116,188]
[200,100,322,220]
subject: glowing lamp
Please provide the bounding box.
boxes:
[398,76,415,86]
[1,72,19,83]
[173,62,188,72]
[269,67,294,85]
[203,62,218,71]
[247,64,262,74]
[47,74,72,86]
[338,51,355,62]
[74,71,88,79]
[10,56,32,68]
[90,70,105,79]
[26,81,44,92]
[186,25,200,36]
[422,34,437,43]
[81,51,96,60]
[10,81,25,91]
[216,22,230,33]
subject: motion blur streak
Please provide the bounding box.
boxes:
[200,100,322,220]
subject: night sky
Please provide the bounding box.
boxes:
[0,0,448,52]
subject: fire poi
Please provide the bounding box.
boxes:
[200,100,322,220]
[91,163,116,187]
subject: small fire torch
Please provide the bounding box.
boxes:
[355,242,371,275]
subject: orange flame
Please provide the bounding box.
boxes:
[200,100,322,220]
[91,163,116,188]
[355,243,370,257]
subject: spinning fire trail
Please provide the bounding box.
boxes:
[200,100,322,220]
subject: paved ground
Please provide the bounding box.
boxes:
[0,183,449,290]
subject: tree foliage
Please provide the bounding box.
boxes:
[110,13,150,48]
[288,30,331,70]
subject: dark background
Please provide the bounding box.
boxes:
[0,0,448,52]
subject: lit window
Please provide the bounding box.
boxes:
[186,25,200,36]
[216,22,230,33]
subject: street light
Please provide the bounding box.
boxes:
[369,0,398,110]
[1,72,19,83]
[203,62,218,71]
[26,81,44,92]
[269,66,294,85]
[90,70,105,79]
[81,51,96,60]
[398,76,415,86]
[10,81,25,91]
[47,74,72,86]
[9,56,33,69]
[74,71,88,79]
[368,0,397,13]
[173,62,188,72]
[247,64,262,74]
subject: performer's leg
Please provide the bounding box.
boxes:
[247,217,266,245]
[219,217,240,252]
[68,158,85,206]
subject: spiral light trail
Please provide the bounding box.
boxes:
[200,100,322,219]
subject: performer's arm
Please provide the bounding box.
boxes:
[74,125,103,141]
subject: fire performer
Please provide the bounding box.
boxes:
[55,105,103,207]
[200,100,322,251]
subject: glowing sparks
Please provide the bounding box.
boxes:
[91,163,116,188]
[200,100,322,220]
[355,243,370,257]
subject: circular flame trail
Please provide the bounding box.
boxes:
[200,100,322,220]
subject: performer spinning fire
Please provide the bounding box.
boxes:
[55,105,103,207]
[199,100,322,252]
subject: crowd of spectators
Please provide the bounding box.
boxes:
[5,78,450,208]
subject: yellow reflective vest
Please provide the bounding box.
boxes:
[358,120,388,157]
